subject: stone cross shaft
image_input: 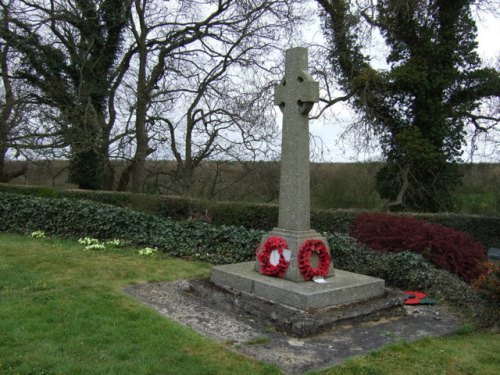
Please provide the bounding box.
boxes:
[274,47,319,232]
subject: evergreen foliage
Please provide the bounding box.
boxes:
[328,232,496,326]
[318,0,500,211]
[0,0,131,189]
[1,182,499,249]
[0,192,264,265]
[0,192,495,326]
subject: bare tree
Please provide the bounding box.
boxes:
[117,0,304,195]
[464,56,500,161]
[1,0,311,196]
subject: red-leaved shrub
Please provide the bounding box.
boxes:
[349,213,487,282]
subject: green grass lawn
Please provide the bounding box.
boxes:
[1,232,498,375]
[310,332,500,375]
[0,233,280,374]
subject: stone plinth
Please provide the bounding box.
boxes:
[206,262,405,337]
[214,262,383,311]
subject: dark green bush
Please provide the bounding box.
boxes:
[209,201,278,229]
[63,189,132,207]
[0,183,60,198]
[1,182,498,248]
[312,209,358,234]
[0,191,495,326]
[0,192,263,265]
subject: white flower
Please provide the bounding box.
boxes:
[30,230,46,238]
[139,247,157,256]
[106,239,124,247]
[83,243,106,251]
[78,237,100,246]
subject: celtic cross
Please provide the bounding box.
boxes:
[274,47,319,232]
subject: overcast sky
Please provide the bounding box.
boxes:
[302,9,500,163]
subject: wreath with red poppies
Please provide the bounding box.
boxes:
[298,239,331,281]
[257,236,290,278]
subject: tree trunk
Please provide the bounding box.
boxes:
[176,162,195,197]
[117,161,133,191]
[130,17,149,194]
[384,165,409,212]
[130,112,148,193]
[0,144,7,181]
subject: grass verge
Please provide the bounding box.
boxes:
[308,331,500,375]
[1,232,498,375]
[0,233,280,374]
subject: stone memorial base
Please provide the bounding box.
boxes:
[195,262,406,337]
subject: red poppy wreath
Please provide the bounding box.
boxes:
[257,236,290,278]
[298,239,331,281]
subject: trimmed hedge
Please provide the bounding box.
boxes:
[411,212,500,251]
[0,192,263,265]
[0,192,495,326]
[0,183,498,248]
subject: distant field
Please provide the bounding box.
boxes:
[4,160,500,215]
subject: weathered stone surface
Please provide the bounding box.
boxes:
[194,277,404,337]
[213,262,385,311]
[125,280,463,374]
[274,47,319,232]
[209,48,404,339]
[255,47,330,282]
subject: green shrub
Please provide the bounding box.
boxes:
[1,182,499,248]
[0,191,495,326]
[0,183,60,198]
[209,201,278,229]
[0,192,263,265]
[63,189,133,207]
[327,231,383,273]
[327,233,495,326]
[312,209,358,234]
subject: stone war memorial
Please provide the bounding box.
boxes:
[201,47,404,337]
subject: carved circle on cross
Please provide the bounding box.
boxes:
[275,70,319,116]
